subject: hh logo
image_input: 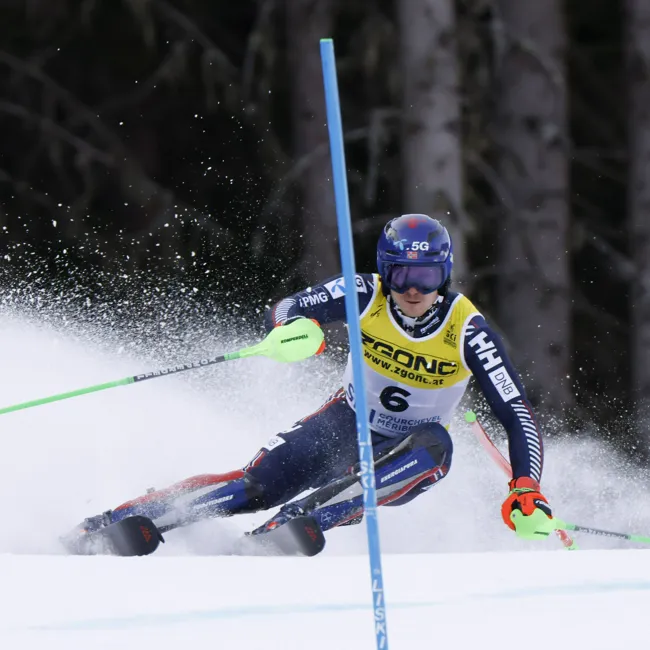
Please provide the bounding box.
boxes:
[140,526,152,543]
[467,330,521,402]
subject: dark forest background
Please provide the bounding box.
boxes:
[0,0,647,455]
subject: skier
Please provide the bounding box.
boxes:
[66,214,552,554]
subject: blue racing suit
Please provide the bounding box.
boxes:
[107,273,543,534]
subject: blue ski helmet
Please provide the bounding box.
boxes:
[377,214,453,295]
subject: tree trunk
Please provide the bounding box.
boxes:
[286,0,339,285]
[398,0,468,290]
[626,0,650,435]
[493,1,571,413]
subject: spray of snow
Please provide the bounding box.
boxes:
[0,287,647,556]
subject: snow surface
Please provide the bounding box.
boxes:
[3,550,650,649]
[0,306,649,649]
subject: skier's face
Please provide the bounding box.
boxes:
[391,287,439,318]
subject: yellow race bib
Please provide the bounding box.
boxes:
[342,275,481,436]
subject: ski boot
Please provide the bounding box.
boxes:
[61,509,163,556]
[242,504,324,556]
[248,503,306,535]
[61,510,114,554]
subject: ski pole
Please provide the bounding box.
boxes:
[464,410,578,550]
[464,412,647,546]
[509,509,650,545]
[0,318,324,416]
[551,519,650,545]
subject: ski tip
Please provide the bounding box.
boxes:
[292,516,326,557]
[240,515,326,557]
[61,515,163,557]
[112,516,163,556]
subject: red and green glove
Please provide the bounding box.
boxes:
[501,477,553,533]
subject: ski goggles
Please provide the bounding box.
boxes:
[384,264,446,294]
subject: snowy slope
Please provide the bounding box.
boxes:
[0,306,649,648]
[2,550,650,649]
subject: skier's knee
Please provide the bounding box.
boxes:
[405,421,453,468]
[378,423,452,508]
[241,470,295,511]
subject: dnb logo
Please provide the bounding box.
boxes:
[362,332,458,376]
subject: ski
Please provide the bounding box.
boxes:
[62,515,164,557]
[63,514,325,557]
[236,516,326,557]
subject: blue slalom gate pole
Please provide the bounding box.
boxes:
[320,38,389,650]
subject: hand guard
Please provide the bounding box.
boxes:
[501,477,552,531]
[276,316,326,355]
